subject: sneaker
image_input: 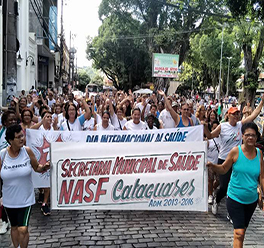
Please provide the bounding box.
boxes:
[38,192,44,204]
[41,204,50,216]
[227,213,233,224]
[212,199,218,215]
[0,221,9,234]
[208,195,214,205]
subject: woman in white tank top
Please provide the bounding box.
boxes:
[0,124,50,248]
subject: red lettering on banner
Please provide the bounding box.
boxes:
[192,155,201,170]
[60,159,112,177]
[113,157,158,175]
[84,179,96,203]
[61,159,70,177]
[94,178,109,202]
[169,152,202,171]
[71,180,84,204]
[59,180,74,204]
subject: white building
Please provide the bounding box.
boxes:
[17,0,38,94]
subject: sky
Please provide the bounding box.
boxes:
[62,0,102,67]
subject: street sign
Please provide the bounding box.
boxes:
[152,53,179,78]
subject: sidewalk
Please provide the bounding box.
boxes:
[1,201,264,248]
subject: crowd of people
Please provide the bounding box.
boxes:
[0,87,263,248]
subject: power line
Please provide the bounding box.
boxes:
[98,27,217,41]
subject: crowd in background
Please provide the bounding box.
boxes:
[0,87,263,248]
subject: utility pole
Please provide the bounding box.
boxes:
[218,26,224,100]
[226,57,232,97]
[3,0,18,106]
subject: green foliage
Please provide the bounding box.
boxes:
[225,0,264,103]
[77,69,91,92]
[180,23,241,95]
[87,0,227,90]
[87,13,150,90]
[85,0,264,101]
[90,74,104,92]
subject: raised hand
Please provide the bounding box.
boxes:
[157,90,165,96]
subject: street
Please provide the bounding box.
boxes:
[1,200,264,248]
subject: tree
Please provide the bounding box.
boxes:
[226,0,264,104]
[90,74,104,92]
[77,69,91,92]
[86,15,150,90]
[179,23,241,96]
[87,0,228,91]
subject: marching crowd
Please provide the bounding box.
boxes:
[0,87,263,248]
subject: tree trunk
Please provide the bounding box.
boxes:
[243,26,264,107]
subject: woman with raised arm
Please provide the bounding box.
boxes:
[204,95,264,215]
[60,96,91,131]
[0,124,50,248]
[207,122,264,248]
[157,90,193,127]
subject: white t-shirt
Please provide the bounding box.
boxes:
[47,99,56,109]
[124,120,148,130]
[110,113,127,130]
[146,124,157,130]
[52,113,66,128]
[191,114,199,126]
[60,114,86,131]
[34,106,40,116]
[159,109,175,129]
[207,137,221,164]
[39,125,54,131]
[83,118,95,131]
[95,123,115,131]
[218,121,242,160]
[96,114,102,125]
[136,103,151,118]
[52,113,58,120]
[27,102,33,108]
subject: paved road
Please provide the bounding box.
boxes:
[1,200,264,248]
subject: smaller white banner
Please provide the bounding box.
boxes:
[50,142,208,212]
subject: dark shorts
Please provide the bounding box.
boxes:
[226,196,257,229]
[4,206,32,227]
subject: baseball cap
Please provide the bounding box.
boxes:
[228,107,239,114]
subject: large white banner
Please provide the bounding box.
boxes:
[50,142,207,211]
[26,126,203,188]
